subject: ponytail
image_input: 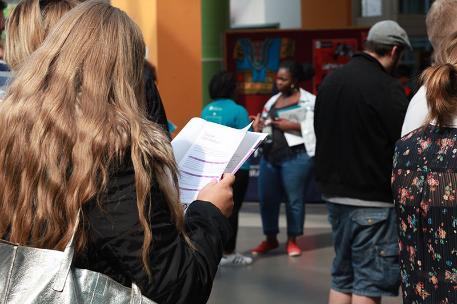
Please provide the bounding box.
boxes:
[422,63,457,127]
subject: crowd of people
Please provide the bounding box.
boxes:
[0,0,457,303]
[203,0,457,303]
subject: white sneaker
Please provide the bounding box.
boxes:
[220,253,253,266]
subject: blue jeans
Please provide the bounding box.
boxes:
[327,203,400,297]
[258,152,313,236]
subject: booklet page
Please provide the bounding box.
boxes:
[224,131,267,174]
[172,118,247,205]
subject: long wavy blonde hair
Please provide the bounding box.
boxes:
[0,0,185,274]
[5,0,82,70]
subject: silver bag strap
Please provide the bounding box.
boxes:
[130,283,143,304]
[52,209,80,292]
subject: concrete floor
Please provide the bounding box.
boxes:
[208,203,402,304]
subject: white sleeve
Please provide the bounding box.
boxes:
[401,86,429,137]
[299,89,316,157]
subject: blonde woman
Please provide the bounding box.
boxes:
[5,0,81,70]
[0,0,80,97]
[0,1,234,304]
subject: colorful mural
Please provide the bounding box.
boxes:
[234,38,295,95]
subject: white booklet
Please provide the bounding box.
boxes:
[172,117,267,207]
[276,105,307,147]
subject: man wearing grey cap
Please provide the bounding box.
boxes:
[314,20,411,304]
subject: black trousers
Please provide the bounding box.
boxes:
[225,169,250,253]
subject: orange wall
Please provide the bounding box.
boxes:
[111,0,203,133]
[111,0,158,64]
[156,0,202,132]
[301,0,352,29]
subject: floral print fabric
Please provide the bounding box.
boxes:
[392,125,457,303]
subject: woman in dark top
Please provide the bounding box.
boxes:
[392,33,457,303]
[251,61,315,257]
[0,2,234,304]
[201,71,252,266]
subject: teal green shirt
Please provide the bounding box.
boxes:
[201,99,251,170]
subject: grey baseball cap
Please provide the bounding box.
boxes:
[367,20,412,50]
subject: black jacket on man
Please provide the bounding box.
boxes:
[314,52,409,203]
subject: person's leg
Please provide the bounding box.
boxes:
[224,169,250,254]
[258,157,283,237]
[351,207,400,303]
[280,152,312,240]
[328,289,351,304]
[327,202,355,303]
[351,295,380,304]
[220,168,253,266]
[252,157,284,254]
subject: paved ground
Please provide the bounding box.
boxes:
[208,203,402,304]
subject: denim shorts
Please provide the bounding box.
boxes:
[327,202,400,297]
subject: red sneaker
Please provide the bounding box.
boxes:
[286,240,302,257]
[251,240,279,255]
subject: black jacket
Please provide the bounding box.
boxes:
[144,62,169,135]
[314,52,409,203]
[74,159,231,304]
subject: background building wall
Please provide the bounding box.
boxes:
[230,0,266,27]
[301,0,352,28]
[265,0,301,29]
[202,0,230,105]
[230,0,301,29]
[110,0,158,63]
[112,0,203,132]
[156,0,202,131]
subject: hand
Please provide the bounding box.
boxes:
[197,173,235,217]
[271,118,300,131]
[249,113,264,132]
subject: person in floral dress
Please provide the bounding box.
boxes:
[393,32,457,303]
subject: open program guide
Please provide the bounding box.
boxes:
[172,117,267,209]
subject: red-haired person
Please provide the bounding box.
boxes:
[392,32,457,303]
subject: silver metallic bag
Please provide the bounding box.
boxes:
[0,213,156,304]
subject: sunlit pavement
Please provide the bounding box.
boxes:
[209,203,402,304]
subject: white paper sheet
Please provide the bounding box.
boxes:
[172,118,266,205]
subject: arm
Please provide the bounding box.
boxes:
[375,82,410,145]
[271,118,301,131]
[142,200,231,304]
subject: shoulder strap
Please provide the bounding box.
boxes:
[130,284,144,304]
[52,210,80,292]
